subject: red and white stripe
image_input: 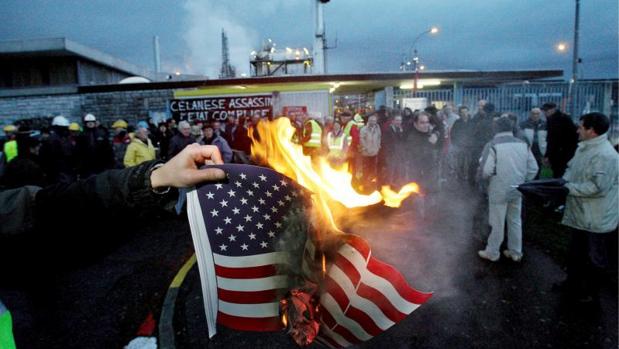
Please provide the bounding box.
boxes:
[317,235,432,348]
[213,251,290,331]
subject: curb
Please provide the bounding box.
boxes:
[158,254,197,349]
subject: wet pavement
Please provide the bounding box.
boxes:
[1,188,616,348]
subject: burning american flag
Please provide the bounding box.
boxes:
[187,118,431,347]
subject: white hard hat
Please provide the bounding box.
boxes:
[83,113,96,122]
[52,115,70,127]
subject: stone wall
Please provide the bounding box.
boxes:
[0,89,174,127]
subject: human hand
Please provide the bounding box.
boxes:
[150,144,226,189]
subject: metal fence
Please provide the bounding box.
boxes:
[394,81,616,122]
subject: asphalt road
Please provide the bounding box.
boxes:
[1,188,616,348]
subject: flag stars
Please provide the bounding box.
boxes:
[219,244,228,251]
[271,207,278,213]
[219,199,228,207]
[272,184,280,191]
[278,200,285,207]
[236,225,245,232]
[227,190,236,197]
[260,241,268,248]
[265,191,273,198]
[240,243,249,251]
[258,198,266,205]
[280,179,288,187]
[228,234,237,242]
[259,174,267,182]
[263,213,271,220]
[240,173,247,180]
[256,222,264,229]
[246,190,255,197]
[215,184,223,190]
[215,227,223,235]
[235,181,242,188]
[244,215,253,222]
[248,233,256,240]
[224,217,232,224]
[275,222,282,228]
[206,192,215,199]
[240,198,248,205]
[284,195,291,201]
[252,182,260,189]
[210,209,219,217]
[268,231,276,238]
[232,207,240,215]
[251,206,259,213]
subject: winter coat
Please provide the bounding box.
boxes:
[75,128,114,178]
[545,111,577,166]
[124,137,156,167]
[562,134,619,233]
[480,131,538,203]
[201,135,233,163]
[520,118,548,156]
[168,134,194,159]
[359,124,381,157]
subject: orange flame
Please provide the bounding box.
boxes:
[321,253,326,276]
[282,312,288,327]
[250,118,419,234]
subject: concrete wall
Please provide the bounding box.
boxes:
[0,89,174,126]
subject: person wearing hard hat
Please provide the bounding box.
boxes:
[111,119,130,168]
[76,113,114,178]
[38,115,77,184]
[123,122,156,167]
[2,125,18,163]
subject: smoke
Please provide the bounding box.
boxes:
[182,0,258,77]
[181,0,306,78]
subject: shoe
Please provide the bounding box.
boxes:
[502,250,522,262]
[478,250,499,262]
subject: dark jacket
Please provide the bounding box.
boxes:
[450,118,476,149]
[545,110,578,177]
[168,133,194,159]
[406,127,440,189]
[0,161,177,277]
[76,127,114,178]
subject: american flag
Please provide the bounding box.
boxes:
[188,164,301,337]
[188,164,432,345]
[313,235,433,348]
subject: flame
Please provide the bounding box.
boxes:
[321,253,326,276]
[250,118,419,235]
[282,312,288,327]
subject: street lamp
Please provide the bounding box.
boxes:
[555,42,568,53]
[405,26,439,72]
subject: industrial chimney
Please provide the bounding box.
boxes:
[313,0,329,74]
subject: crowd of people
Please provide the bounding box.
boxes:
[1,100,617,307]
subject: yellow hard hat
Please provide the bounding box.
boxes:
[69,122,81,131]
[112,119,128,129]
[3,124,17,133]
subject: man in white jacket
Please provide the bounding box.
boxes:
[555,112,618,302]
[478,117,539,262]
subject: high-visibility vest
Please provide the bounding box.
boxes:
[3,140,17,163]
[342,120,355,146]
[0,301,16,349]
[303,120,322,148]
[327,132,346,158]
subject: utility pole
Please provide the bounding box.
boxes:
[569,0,580,117]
